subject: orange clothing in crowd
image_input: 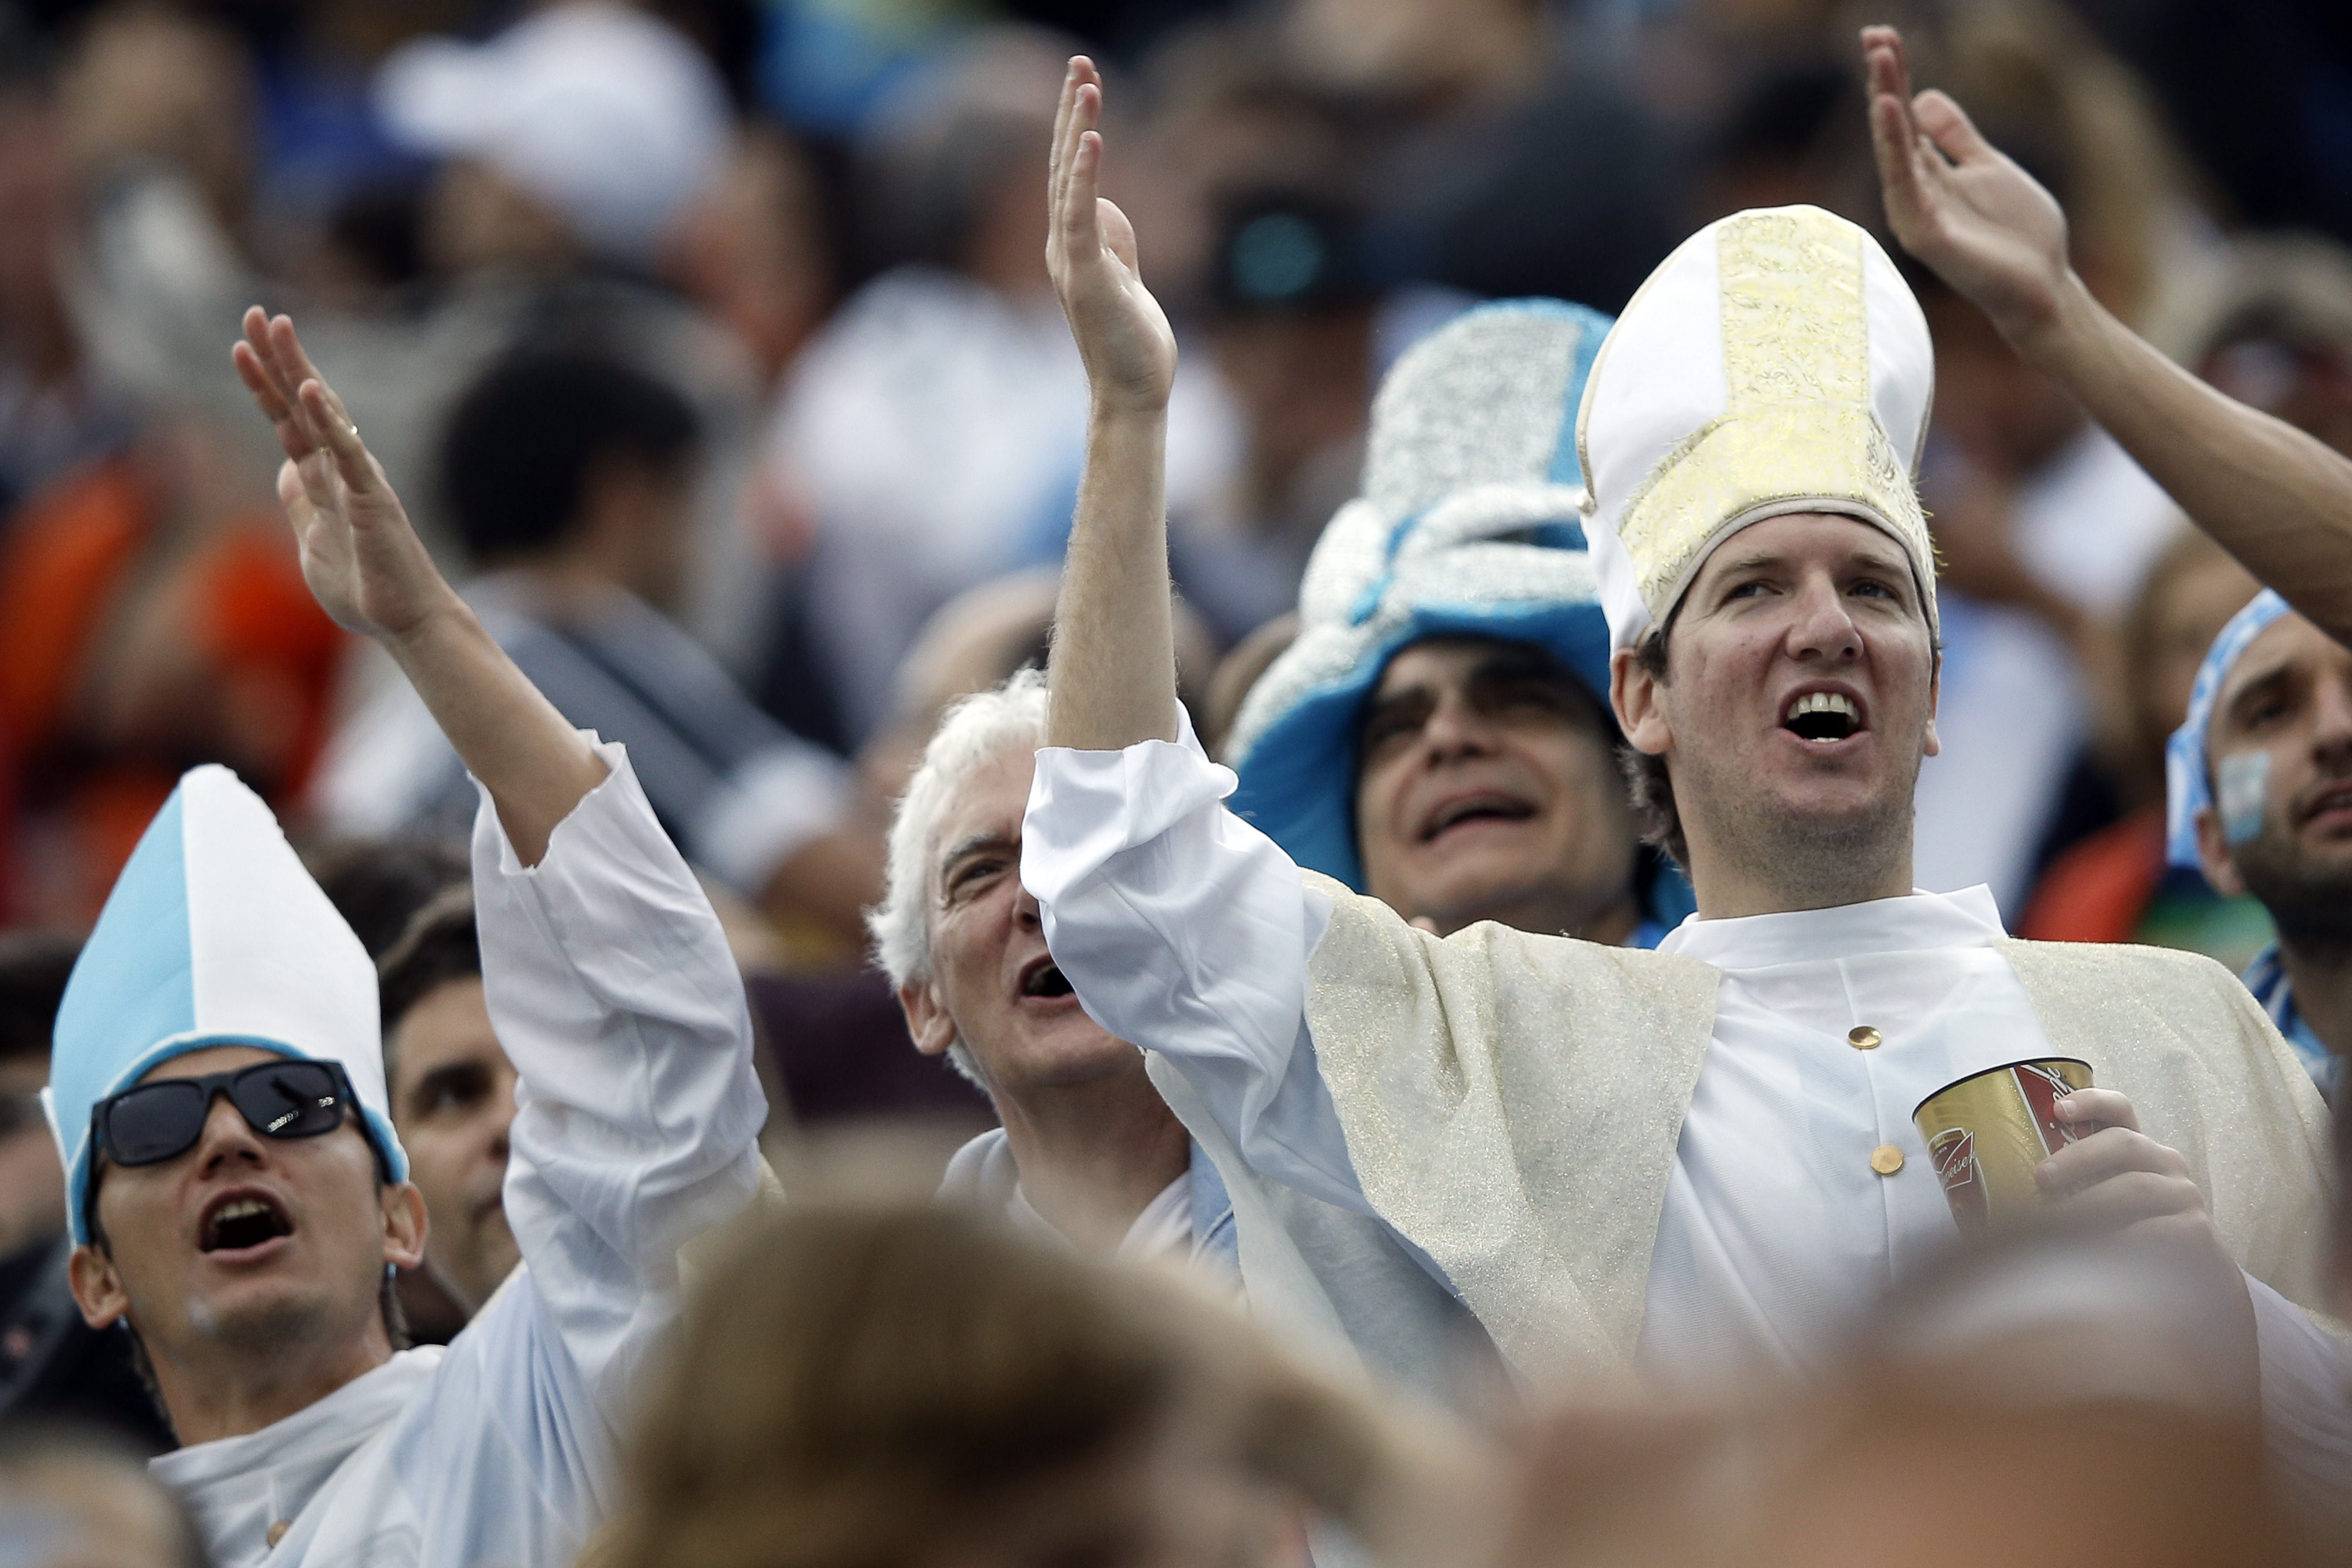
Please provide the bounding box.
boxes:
[2020,802,2273,972]
[0,456,346,925]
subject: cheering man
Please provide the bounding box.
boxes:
[1020,54,2349,1506]
[44,310,764,1567]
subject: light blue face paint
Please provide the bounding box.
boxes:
[2218,750,2272,846]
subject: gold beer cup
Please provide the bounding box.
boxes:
[1911,1058,2095,1230]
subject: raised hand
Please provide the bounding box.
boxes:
[1047,58,1176,415]
[1863,25,2075,348]
[231,307,461,645]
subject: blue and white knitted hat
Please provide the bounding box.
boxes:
[2166,588,2293,872]
[1224,299,1619,892]
[43,765,407,1245]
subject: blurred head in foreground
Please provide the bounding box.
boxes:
[593,1204,1463,1568]
[1495,1222,2311,1568]
[0,1423,203,1568]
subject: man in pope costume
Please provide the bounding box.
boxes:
[40,308,766,1567]
[1024,56,2349,1489]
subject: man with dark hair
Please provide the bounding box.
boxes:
[377,888,517,1338]
[439,350,701,589]
[316,346,882,953]
[303,837,469,959]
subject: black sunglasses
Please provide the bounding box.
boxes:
[91,1059,354,1170]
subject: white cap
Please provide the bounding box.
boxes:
[1577,205,1937,652]
[375,2,730,265]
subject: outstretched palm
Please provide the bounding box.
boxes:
[231,308,459,643]
[1863,26,2073,345]
[1047,58,1176,413]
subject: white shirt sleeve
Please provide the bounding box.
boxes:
[2246,1273,2352,1525]
[470,736,767,1426]
[1020,712,1367,1215]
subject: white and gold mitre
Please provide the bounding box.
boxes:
[1576,204,1936,651]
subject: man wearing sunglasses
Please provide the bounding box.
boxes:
[38,308,767,1568]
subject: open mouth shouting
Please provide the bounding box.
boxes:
[1015,953,1076,1002]
[199,1188,294,1258]
[1419,790,1537,844]
[1782,687,1866,745]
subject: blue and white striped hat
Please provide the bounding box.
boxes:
[2166,589,2293,872]
[1224,299,1620,892]
[42,765,406,1245]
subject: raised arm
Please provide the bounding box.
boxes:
[231,308,605,863]
[1042,57,1181,750]
[1862,24,2352,642]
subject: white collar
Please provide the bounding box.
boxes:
[151,1347,440,1507]
[1657,885,2008,971]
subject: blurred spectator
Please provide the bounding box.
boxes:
[1280,0,1685,314]
[2020,528,2269,964]
[872,671,1232,1264]
[1172,189,1377,640]
[56,0,772,665]
[666,123,836,394]
[378,887,516,1343]
[857,565,1217,799]
[2162,234,2352,459]
[1123,19,1357,313]
[376,3,729,279]
[1894,0,2201,914]
[0,420,346,926]
[1492,1223,2314,1568]
[0,15,131,519]
[1201,611,1297,760]
[0,931,72,1262]
[315,346,884,959]
[303,833,468,959]
[0,932,171,1452]
[755,27,1238,746]
[591,1202,1461,1568]
[0,1423,203,1568]
[2079,0,2352,250]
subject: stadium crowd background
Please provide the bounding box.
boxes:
[2,0,2352,1560]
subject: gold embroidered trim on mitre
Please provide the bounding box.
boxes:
[1616,208,1929,629]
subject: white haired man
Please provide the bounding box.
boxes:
[1019,52,2350,1508]
[43,310,763,1567]
[871,670,1235,1267]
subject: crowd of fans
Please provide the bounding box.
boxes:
[2,0,2352,1564]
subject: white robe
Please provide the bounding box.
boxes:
[149,741,766,1568]
[1021,722,2351,1484]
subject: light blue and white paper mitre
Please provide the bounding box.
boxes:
[44,765,407,1245]
[1224,299,1618,891]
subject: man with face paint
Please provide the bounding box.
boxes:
[2171,591,2352,1100]
[1020,56,2352,1502]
